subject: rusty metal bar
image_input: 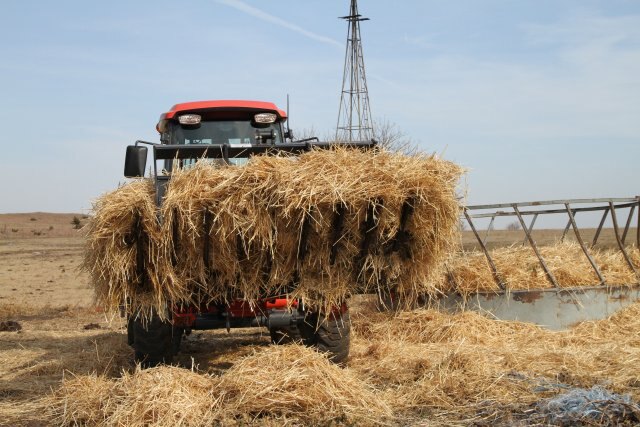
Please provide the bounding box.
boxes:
[565,203,605,285]
[467,201,636,219]
[591,207,609,247]
[609,201,637,276]
[560,216,572,243]
[513,205,559,288]
[463,209,505,290]
[483,214,496,246]
[621,205,636,245]
[522,213,539,246]
[467,197,635,210]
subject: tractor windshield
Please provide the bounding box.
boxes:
[171,120,283,145]
[168,119,284,167]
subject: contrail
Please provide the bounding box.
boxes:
[216,0,343,48]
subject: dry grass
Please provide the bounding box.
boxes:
[0,305,131,426]
[354,302,640,423]
[85,148,463,317]
[41,301,640,426]
[443,242,640,294]
[49,345,391,426]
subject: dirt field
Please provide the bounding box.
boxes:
[462,226,638,251]
[1,213,639,426]
[0,213,92,307]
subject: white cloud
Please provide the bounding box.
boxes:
[371,13,640,143]
[402,33,438,50]
[216,0,342,48]
[523,13,640,48]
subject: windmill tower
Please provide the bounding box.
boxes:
[336,0,373,142]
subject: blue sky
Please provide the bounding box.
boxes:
[1,0,639,214]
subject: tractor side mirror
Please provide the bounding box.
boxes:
[284,129,294,140]
[124,145,148,178]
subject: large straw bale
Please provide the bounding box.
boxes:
[84,147,463,315]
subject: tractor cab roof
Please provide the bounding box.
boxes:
[157,100,287,133]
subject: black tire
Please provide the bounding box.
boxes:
[302,310,351,364]
[129,314,182,368]
[127,316,135,346]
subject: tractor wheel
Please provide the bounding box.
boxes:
[303,310,351,364]
[129,314,182,368]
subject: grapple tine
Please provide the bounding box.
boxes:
[386,196,415,259]
[355,198,383,276]
[203,208,211,271]
[236,234,246,261]
[133,211,149,291]
[329,203,347,265]
[297,209,313,261]
[261,250,273,283]
[171,208,180,267]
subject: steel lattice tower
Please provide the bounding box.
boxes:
[336,0,373,142]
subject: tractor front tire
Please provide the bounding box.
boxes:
[129,314,181,368]
[303,310,351,364]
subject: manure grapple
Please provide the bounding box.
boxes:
[123,100,375,367]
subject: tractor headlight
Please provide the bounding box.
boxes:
[254,113,277,124]
[178,114,202,125]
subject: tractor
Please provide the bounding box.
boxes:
[123,100,375,367]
